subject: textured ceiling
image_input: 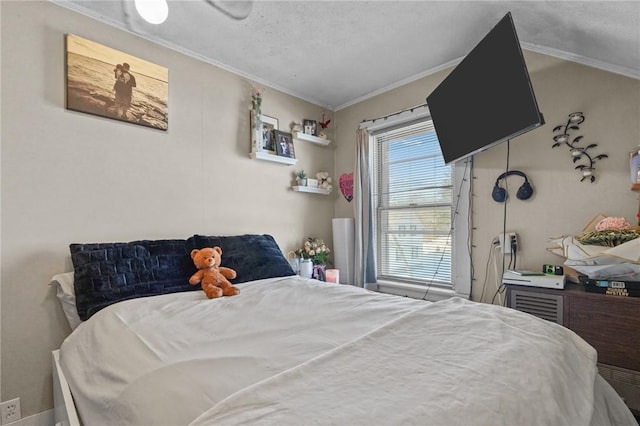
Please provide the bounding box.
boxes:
[54,1,640,110]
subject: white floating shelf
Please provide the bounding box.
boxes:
[293,132,331,147]
[292,186,331,195]
[250,151,297,166]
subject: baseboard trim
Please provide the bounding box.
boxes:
[8,409,53,426]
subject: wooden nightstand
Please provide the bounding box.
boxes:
[505,282,640,414]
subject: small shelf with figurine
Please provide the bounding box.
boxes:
[292,186,331,195]
[292,131,331,147]
[250,151,297,166]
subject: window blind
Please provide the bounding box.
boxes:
[373,120,453,286]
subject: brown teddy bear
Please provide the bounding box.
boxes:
[189,247,239,299]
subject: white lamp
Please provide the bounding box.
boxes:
[134,0,169,24]
[332,218,355,284]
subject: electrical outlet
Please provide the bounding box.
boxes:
[497,232,518,254]
[0,398,21,425]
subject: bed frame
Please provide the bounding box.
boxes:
[52,350,81,426]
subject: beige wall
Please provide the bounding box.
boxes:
[2,0,639,418]
[0,1,334,416]
[334,51,640,302]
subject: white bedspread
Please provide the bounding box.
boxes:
[59,276,636,426]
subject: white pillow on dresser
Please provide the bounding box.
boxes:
[50,272,83,330]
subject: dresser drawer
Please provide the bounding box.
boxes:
[567,295,640,371]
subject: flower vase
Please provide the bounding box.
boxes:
[313,264,326,281]
[251,110,263,152]
[299,259,313,278]
[253,112,262,132]
[251,87,262,131]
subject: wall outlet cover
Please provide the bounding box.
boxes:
[0,398,21,425]
[497,232,518,253]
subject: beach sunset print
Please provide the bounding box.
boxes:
[66,34,168,130]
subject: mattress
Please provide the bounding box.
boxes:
[58,276,637,425]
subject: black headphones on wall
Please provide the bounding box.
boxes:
[492,170,534,202]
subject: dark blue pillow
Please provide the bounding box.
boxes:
[70,238,198,321]
[193,234,295,283]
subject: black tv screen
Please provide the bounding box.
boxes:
[427,12,544,164]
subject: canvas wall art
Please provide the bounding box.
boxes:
[65,34,168,130]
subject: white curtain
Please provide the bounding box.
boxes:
[353,128,376,289]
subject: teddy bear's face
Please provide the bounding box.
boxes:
[191,247,222,270]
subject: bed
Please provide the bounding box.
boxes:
[52,235,637,425]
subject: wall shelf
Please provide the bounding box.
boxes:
[292,186,331,195]
[293,131,331,147]
[250,151,297,166]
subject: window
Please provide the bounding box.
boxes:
[371,118,471,298]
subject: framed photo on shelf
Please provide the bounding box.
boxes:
[274,130,295,159]
[260,115,278,152]
[303,119,317,136]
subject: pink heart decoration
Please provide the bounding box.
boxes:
[339,173,353,202]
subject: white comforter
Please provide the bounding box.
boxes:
[59,276,635,425]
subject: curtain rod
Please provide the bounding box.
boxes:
[359,102,428,126]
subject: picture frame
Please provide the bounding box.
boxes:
[65,34,168,131]
[274,130,295,159]
[303,119,317,136]
[259,115,279,152]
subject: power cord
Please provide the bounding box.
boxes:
[493,140,511,305]
[510,235,518,270]
[491,276,507,305]
[479,238,500,303]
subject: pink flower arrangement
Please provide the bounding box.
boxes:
[576,216,638,247]
[250,87,263,113]
[595,217,631,231]
[296,237,331,265]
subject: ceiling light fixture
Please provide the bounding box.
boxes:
[134,0,169,25]
[205,1,253,20]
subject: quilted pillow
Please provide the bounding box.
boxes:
[193,234,295,283]
[70,239,197,320]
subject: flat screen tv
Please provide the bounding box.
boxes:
[427,12,544,164]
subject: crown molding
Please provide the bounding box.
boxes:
[335,43,639,112]
[521,42,640,81]
[50,0,333,109]
[50,1,639,113]
[333,57,463,111]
